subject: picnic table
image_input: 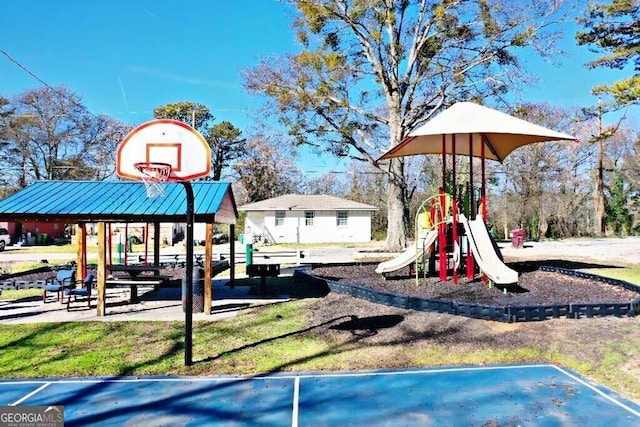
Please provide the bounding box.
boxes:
[106,265,171,303]
[107,265,162,279]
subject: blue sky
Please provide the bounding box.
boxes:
[0,1,631,174]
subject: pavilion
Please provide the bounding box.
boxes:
[0,180,238,316]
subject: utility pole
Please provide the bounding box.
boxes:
[595,98,606,237]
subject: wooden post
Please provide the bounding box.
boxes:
[204,222,213,315]
[96,222,106,316]
[76,223,86,279]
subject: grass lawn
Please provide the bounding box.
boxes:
[588,265,640,285]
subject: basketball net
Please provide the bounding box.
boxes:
[134,162,172,198]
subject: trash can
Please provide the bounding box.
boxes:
[511,229,525,249]
[238,233,244,245]
[182,266,204,313]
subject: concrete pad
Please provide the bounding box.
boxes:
[0,279,289,324]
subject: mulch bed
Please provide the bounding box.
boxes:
[309,262,640,306]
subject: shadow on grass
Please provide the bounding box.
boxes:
[199,313,404,364]
[329,314,404,336]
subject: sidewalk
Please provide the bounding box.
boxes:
[0,276,290,324]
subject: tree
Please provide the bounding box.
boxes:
[153,102,246,181]
[300,171,347,195]
[490,104,592,239]
[577,0,640,110]
[606,171,632,235]
[0,86,131,188]
[234,136,300,202]
[244,0,569,251]
[624,137,640,232]
[153,101,214,131]
[205,121,247,180]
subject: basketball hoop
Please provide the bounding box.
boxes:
[134,162,172,198]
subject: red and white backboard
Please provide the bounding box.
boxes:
[117,119,211,181]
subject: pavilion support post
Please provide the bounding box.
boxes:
[124,224,129,265]
[107,223,112,266]
[96,222,107,316]
[229,224,235,287]
[76,223,86,280]
[204,222,213,315]
[153,222,160,266]
[144,223,149,265]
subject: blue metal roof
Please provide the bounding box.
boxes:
[0,181,237,224]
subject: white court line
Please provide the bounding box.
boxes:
[0,364,552,385]
[0,363,583,385]
[552,365,640,418]
[291,376,300,427]
[10,383,51,406]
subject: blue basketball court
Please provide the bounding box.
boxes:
[1,364,638,426]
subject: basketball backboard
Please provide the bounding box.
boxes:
[117,119,211,181]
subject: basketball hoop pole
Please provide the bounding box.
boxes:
[182,181,195,366]
[117,119,212,366]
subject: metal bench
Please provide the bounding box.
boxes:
[246,264,280,296]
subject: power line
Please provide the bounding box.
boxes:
[0,49,57,92]
[1,48,98,118]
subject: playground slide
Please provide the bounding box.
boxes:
[459,214,518,285]
[375,230,438,274]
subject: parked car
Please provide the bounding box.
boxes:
[0,228,10,251]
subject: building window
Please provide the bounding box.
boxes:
[275,211,285,226]
[305,211,314,226]
[337,211,348,226]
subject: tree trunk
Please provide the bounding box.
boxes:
[595,138,606,237]
[384,158,407,251]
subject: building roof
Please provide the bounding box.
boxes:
[0,181,238,224]
[238,194,378,212]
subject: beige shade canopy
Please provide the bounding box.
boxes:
[378,102,576,162]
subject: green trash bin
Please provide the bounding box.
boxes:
[238,234,244,245]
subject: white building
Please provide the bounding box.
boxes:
[238,194,378,244]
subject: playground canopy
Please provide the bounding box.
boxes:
[377,101,577,162]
